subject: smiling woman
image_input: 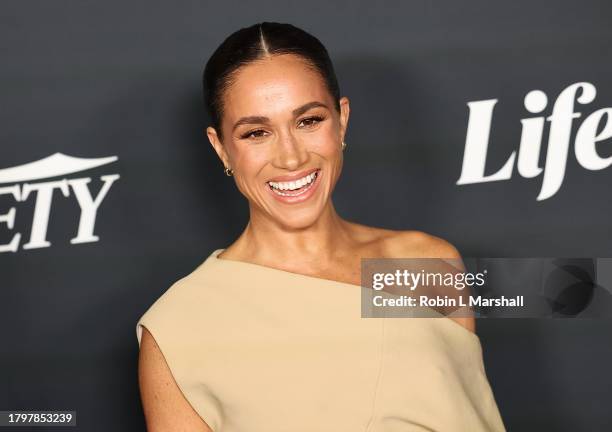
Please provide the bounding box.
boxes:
[205,42,348,227]
[136,22,506,432]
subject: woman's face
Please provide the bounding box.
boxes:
[207,54,350,229]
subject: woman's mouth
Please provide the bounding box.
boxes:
[266,169,321,203]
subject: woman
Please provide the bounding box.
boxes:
[136,22,506,432]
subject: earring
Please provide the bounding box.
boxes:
[224,166,233,176]
[341,140,347,151]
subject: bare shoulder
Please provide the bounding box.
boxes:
[384,229,462,259]
[344,223,461,259]
[138,326,213,432]
[378,229,476,334]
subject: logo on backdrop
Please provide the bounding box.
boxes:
[0,153,120,253]
[458,81,612,201]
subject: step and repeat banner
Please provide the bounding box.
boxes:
[2,1,611,431]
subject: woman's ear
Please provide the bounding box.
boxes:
[338,96,350,142]
[206,126,230,168]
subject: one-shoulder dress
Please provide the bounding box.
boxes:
[136,249,506,431]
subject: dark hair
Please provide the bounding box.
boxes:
[203,22,341,141]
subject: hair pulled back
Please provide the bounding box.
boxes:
[203,22,341,141]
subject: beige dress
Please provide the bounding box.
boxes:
[136,249,506,431]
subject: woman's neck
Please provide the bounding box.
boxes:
[225,202,355,269]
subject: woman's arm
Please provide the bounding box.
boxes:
[138,327,213,432]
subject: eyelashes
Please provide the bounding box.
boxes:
[240,129,267,140]
[240,115,327,140]
[298,115,325,128]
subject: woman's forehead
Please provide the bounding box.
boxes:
[223,55,330,118]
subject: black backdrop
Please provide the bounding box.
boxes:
[2,1,611,430]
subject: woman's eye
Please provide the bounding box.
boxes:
[298,116,324,128]
[241,129,268,140]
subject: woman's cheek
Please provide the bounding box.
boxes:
[235,143,266,170]
[308,130,338,155]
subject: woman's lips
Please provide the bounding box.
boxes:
[267,167,319,183]
[266,169,321,204]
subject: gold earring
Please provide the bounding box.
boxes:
[224,166,233,176]
[341,140,347,151]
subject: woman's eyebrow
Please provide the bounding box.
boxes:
[232,101,329,133]
[232,116,269,132]
[292,101,328,117]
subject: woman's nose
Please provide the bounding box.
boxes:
[273,132,309,170]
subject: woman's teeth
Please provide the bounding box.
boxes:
[267,170,318,196]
